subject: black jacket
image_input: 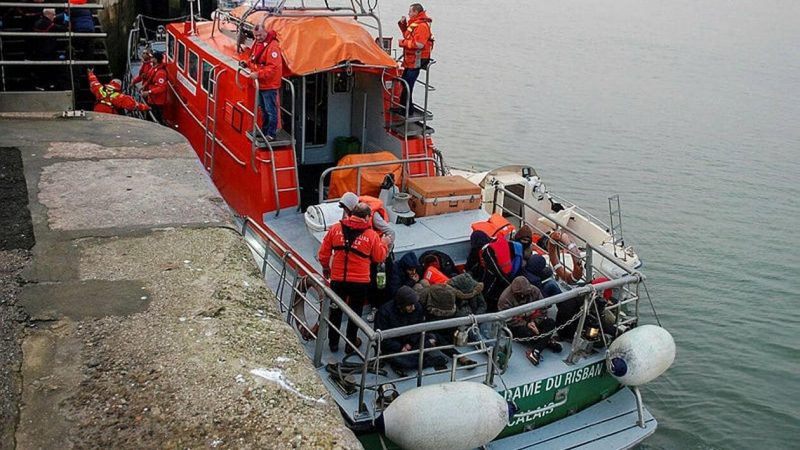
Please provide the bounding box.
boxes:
[387,252,420,299]
[374,299,425,353]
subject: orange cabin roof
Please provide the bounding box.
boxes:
[219,8,398,76]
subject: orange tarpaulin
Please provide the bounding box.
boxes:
[232,9,398,76]
[328,152,402,200]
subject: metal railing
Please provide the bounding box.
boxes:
[235,66,300,215]
[237,213,646,420]
[317,156,442,204]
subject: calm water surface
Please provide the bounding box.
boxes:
[379,0,800,448]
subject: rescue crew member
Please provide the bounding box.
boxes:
[87,69,150,114]
[141,51,167,124]
[248,26,283,141]
[131,49,154,90]
[318,203,389,354]
[338,191,396,246]
[397,3,432,109]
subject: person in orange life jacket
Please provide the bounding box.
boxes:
[421,254,450,285]
[339,192,395,320]
[498,276,562,366]
[87,70,150,114]
[248,26,282,141]
[338,192,396,246]
[131,49,154,90]
[141,51,167,124]
[397,3,432,110]
[318,203,389,354]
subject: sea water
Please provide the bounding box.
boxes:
[380,0,800,448]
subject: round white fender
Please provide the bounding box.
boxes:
[606,324,676,386]
[381,382,509,450]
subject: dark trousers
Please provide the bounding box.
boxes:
[509,318,556,353]
[399,67,420,109]
[257,89,278,137]
[329,281,368,349]
[150,105,163,124]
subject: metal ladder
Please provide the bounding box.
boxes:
[608,195,625,255]
[202,66,225,173]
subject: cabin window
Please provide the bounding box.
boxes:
[177,41,186,71]
[201,60,214,94]
[167,33,175,61]
[188,51,199,82]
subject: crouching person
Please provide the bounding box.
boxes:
[375,286,448,376]
[498,276,562,366]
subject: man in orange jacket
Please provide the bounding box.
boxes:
[318,203,389,354]
[88,70,150,115]
[141,51,167,124]
[397,3,433,109]
[248,26,283,141]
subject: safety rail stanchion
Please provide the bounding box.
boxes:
[416,331,426,387]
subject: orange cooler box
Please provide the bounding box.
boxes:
[407,175,481,217]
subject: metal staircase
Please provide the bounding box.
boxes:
[0,2,110,111]
[384,60,437,178]
[237,69,301,217]
[203,65,226,172]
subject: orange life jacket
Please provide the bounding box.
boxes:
[471,213,514,238]
[423,266,450,285]
[358,195,389,228]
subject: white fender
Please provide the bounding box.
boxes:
[381,382,509,450]
[606,325,676,386]
[304,202,342,233]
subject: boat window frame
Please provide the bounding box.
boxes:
[177,41,186,72]
[188,50,199,83]
[201,60,214,94]
[166,32,175,62]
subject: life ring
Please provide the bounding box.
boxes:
[547,231,584,283]
[292,276,323,341]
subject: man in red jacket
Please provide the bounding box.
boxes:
[318,203,389,354]
[397,3,433,110]
[131,49,154,90]
[248,26,283,141]
[141,51,167,124]
[88,70,150,115]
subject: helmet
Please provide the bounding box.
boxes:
[106,79,122,91]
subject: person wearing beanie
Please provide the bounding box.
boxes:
[498,276,562,366]
[374,286,448,375]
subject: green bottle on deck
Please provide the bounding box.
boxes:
[376,263,386,290]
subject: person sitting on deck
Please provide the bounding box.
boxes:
[512,224,536,263]
[421,253,450,285]
[498,276,562,366]
[248,26,283,142]
[318,202,389,355]
[387,251,422,299]
[87,69,150,115]
[374,286,448,376]
[415,281,478,368]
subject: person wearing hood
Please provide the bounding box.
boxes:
[318,203,388,354]
[388,251,421,298]
[513,224,536,262]
[466,230,491,282]
[416,282,478,368]
[375,286,448,375]
[448,273,493,341]
[248,25,283,141]
[523,254,583,340]
[397,3,433,109]
[498,276,562,366]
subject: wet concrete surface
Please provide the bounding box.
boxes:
[0,113,360,450]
